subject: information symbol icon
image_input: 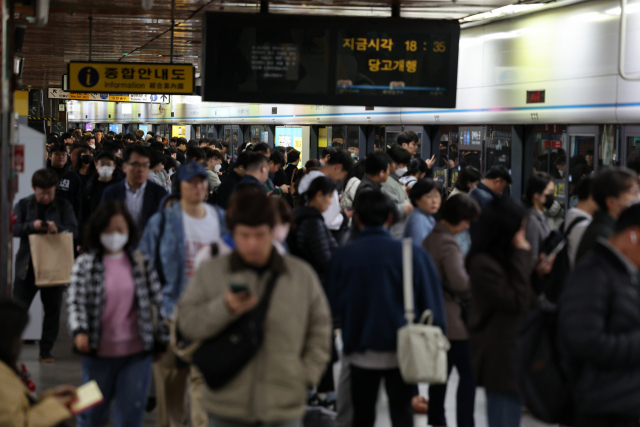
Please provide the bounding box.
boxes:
[78,67,99,88]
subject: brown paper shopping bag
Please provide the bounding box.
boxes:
[28,232,74,286]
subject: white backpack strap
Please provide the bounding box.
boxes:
[402,238,415,324]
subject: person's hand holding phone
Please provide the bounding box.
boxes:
[33,220,46,231]
[225,286,258,315]
[536,253,556,276]
[46,221,58,234]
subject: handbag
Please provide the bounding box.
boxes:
[397,238,450,385]
[192,272,279,390]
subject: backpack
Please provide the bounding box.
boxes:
[542,217,588,303]
[513,217,587,425]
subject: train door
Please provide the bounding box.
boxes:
[565,125,599,211]
[621,125,640,166]
[223,125,243,156]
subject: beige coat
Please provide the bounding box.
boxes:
[423,222,471,340]
[176,250,332,423]
[0,360,71,427]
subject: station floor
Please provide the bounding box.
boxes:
[20,305,553,427]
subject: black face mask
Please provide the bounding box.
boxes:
[81,155,93,165]
[544,193,554,209]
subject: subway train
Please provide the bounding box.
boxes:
[67,0,640,200]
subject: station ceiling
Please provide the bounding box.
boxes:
[14,0,551,89]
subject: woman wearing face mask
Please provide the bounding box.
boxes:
[272,197,293,254]
[67,201,169,427]
[72,146,97,188]
[523,172,558,273]
[403,178,443,244]
[288,176,338,279]
[81,152,125,229]
[399,158,430,188]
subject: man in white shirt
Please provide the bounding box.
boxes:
[565,176,598,268]
[297,150,354,234]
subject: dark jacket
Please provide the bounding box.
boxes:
[324,227,446,354]
[14,195,78,282]
[558,241,640,416]
[237,174,267,194]
[100,180,167,231]
[468,248,534,394]
[273,168,288,187]
[216,170,244,209]
[285,164,297,185]
[423,222,470,340]
[289,206,338,278]
[576,210,616,261]
[81,168,126,226]
[355,175,382,197]
[469,182,499,211]
[48,164,82,220]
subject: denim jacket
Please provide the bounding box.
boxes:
[138,202,227,318]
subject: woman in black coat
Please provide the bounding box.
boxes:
[467,197,535,427]
[288,176,338,278]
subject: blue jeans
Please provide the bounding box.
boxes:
[486,390,522,427]
[77,352,152,427]
[209,415,302,427]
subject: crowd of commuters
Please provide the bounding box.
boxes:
[3,127,640,427]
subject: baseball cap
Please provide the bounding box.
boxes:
[177,161,208,182]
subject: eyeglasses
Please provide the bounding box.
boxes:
[127,161,150,169]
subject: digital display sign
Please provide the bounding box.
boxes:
[202,13,459,108]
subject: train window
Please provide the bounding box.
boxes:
[374,126,385,152]
[485,125,512,173]
[331,126,345,150]
[207,125,215,141]
[346,125,360,159]
[224,127,231,146]
[628,136,640,160]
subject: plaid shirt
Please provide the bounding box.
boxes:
[67,250,169,354]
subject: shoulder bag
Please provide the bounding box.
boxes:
[397,238,450,385]
[192,271,279,390]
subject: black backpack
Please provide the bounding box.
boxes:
[514,217,587,425]
[542,217,588,303]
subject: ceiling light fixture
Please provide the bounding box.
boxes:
[461,4,544,23]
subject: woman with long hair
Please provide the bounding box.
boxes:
[467,198,535,427]
[71,146,97,188]
[68,201,168,427]
[522,172,556,270]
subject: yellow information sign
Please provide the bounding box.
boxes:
[294,137,303,151]
[318,128,328,148]
[69,93,90,100]
[109,94,129,102]
[172,125,186,138]
[68,62,195,95]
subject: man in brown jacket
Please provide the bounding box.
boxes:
[176,190,332,427]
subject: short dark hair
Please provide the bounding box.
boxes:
[321,147,337,158]
[272,198,293,226]
[204,147,223,162]
[397,131,418,146]
[123,144,151,163]
[149,150,165,168]
[187,139,199,148]
[211,139,223,150]
[0,298,29,367]
[186,146,205,162]
[96,151,116,163]
[287,149,300,164]
[326,149,354,172]
[409,179,441,206]
[305,176,336,200]
[455,166,483,192]
[32,168,58,188]
[555,155,567,166]
[70,141,89,153]
[614,203,640,233]
[124,133,135,141]
[254,143,271,155]
[61,132,73,140]
[574,175,593,202]
[591,168,638,211]
[270,150,285,167]
[523,172,553,206]
[48,142,67,155]
[83,135,95,144]
[354,190,396,227]
[387,145,411,166]
[177,137,188,145]
[485,165,513,184]
[227,188,275,230]
[84,201,138,252]
[441,194,481,225]
[245,151,269,171]
[364,152,391,176]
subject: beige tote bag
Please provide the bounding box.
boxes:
[397,238,450,385]
[28,232,74,286]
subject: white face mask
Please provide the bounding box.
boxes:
[558,169,564,177]
[88,144,96,149]
[214,164,221,173]
[395,167,408,176]
[100,232,128,253]
[97,165,114,179]
[273,224,290,243]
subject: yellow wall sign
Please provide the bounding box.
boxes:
[172,125,186,138]
[294,137,303,151]
[68,62,195,95]
[69,93,90,100]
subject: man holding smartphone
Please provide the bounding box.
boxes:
[13,169,78,363]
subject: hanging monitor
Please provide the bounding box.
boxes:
[201,12,460,108]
